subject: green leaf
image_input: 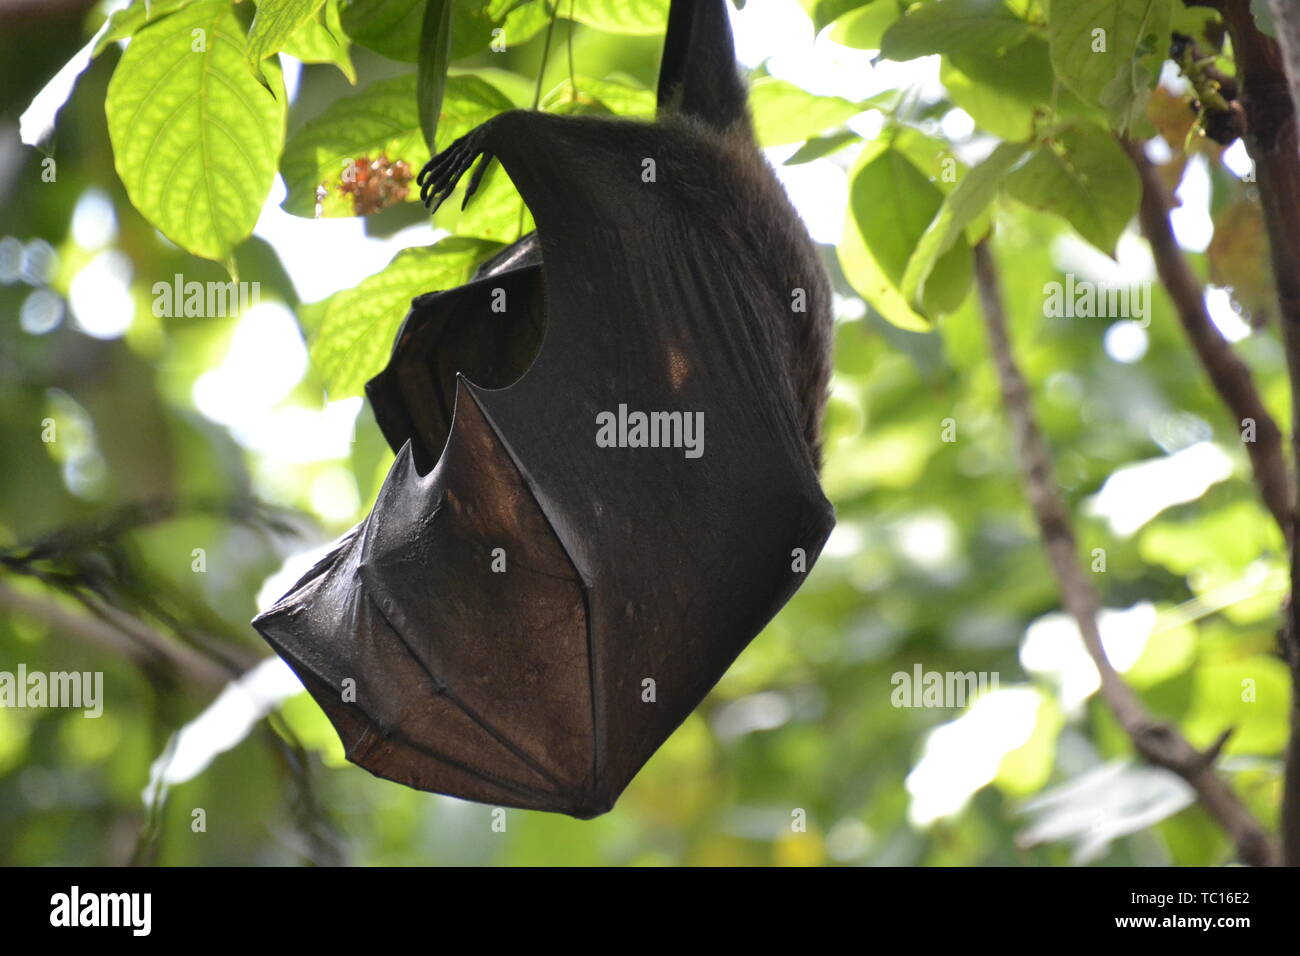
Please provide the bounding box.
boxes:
[880,0,1031,61]
[247,0,326,75]
[784,130,859,165]
[280,73,511,217]
[281,0,356,82]
[902,141,1030,306]
[568,0,669,35]
[439,157,534,243]
[306,237,501,397]
[1047,0,1171,133]
[417,0,453,150]
[105,0,287,269]
[1183,656,1291,756]
[94,0,196,55]
[539,76,656,117]
[341,0,551,62]
[339,0,425,60]
[1003,123,1139,256]
[829,0,905,49]
[945,34,1054,110]
[839,144,973,330]
[940,50,1040,141]
[806,0,879,33]
[749,77,863,146]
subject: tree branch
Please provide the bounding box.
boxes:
[1122,138,1293,538]
[1265,0,1300,872]
[974,239,1280,867]
[0,578,238,690]
[1219,0,1300,869]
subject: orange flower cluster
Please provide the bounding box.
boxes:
[336,154,414,215]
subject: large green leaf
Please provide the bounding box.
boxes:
[280,73,512,217]
[281,0,356,82]
[105,0,286,270]
[881,0,1031,61]
[939,42,1047,140]
[902,141,1031,306]
[828,0,905,49]
[839,144,973,330]
[305,237,501,397]
[247,0,326,75]
[342,0,549,62]
[1048,0,1171,133]
[94,0,196,55]
[1003,123,1139,256]
[567,0,668,34]
[749,78,863,146]
[539,75,656,117]
[338,0,425,60]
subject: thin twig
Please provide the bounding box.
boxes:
[973,239,1279,867]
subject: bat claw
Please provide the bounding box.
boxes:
[417,127,494,215]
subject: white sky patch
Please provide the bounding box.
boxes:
[906,686,1043,827]
[252,176,438,303]
[823,520,864,559]
[1222,139,1254,179]
[192,300,308,427]
[143,656,304,809]
[71,187,119,250]
[1103,320,1148,363]
[1051,230,1154,286]
[1144,135,1173,164]
[848,109,886,141]
[191,300,360,464]
[1020,602,1156,714]
[731,0,882,101]
[765,146,848,244]
[940,107,976,141]
[1204,286,1252,342]
[891,512,958,573]
[1170,153,1213,252]
[234,398,363,464]
[280,53,303,103]
[1085,441,1235,537]
[69,250,135,339]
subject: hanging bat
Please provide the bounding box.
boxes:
[253,0,835,818]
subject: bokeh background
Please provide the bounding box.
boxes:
[0,0,1288,865]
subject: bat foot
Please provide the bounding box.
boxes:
[418,127,495,216]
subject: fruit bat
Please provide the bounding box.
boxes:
[253,0,835,818]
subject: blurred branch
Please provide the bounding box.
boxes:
[0,577,234,689]
[973,238,1280,867]
[1123,138,1293,539]
[0,495,289,684]
[1265,0,1300,870]
[1219,0,1300,869]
